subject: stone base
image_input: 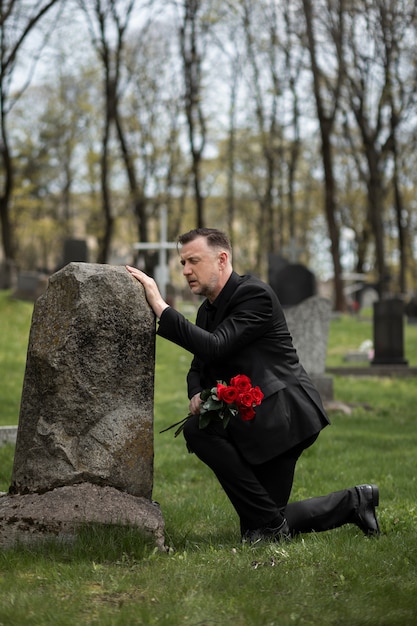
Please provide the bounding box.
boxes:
[326,366,417,378]
[0,482,166,551]
[371,357,408,366]
[311,375,334,403]
[343,351,370,363]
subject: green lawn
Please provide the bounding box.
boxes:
[1,291,417,625]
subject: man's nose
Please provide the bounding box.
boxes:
[182,263,191,275]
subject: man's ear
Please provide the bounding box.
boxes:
[218,251,229,269]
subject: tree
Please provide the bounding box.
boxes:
[240,0,283,265]
[342,0,417,295]
[210,2,244,242]
[0,0,62,286]
[177,0,208,228]
[79,0,142,263]
[122,17,189,248]
[300,0,346,310]
[10,61,103,270]
[3,0,417,296]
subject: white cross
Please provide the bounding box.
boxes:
[133,207,177,299]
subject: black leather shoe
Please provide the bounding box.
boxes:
[242,518,291,544]
[354,484,381,536]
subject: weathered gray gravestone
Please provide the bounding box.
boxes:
[284,296,333,402]
[1,263,165,549]
[13,271,48,301]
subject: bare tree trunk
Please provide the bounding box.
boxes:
[225,57,239,241]
[179,0,206,228]
[97,91,114,264]
[242,0,280,271]
[81,0,138,264]
[383,3,416,295]
[340,0,417,296]
[301,0,345,311]
[283,0,302,252]
[0,110,14,283]
[0,0,61,286]
[114,112,148,245]
[393,157,406,294]
[367,158,388,291]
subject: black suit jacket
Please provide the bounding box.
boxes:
[157,271,330,464]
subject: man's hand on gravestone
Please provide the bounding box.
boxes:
[126,266,170,319]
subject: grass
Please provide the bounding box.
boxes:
[1,290,417,625]
[0,293,32,427]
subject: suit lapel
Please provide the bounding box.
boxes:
[211,272,241,328]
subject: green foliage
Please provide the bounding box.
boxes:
[1,297,417,624]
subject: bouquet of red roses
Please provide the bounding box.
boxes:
[160,374,264,437]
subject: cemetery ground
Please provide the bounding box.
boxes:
[1,291,417,626]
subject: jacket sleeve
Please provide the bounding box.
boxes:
[156,282,274,362]
[186,356,203,399]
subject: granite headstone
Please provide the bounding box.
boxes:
[2,263,165,549]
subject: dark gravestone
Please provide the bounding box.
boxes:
[371,298,408,366]
[63,238,88,266]
[270,260,316,307]
[268,254,288,287]
[405,297,417,325]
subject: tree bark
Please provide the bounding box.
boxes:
[0,0,61,286]
[301,0,345,311]
[179,0,206,228]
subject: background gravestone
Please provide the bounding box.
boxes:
[269,255,331,401]
[268,254,288,291]
[11,263,156,498]
[62,238,88,266]
[12,271,48,301]
[284,296,333,402]
[405,297,417,325]
[269,256,316,307]
[371,298,408,366]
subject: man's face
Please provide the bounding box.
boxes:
[180,236,224,302]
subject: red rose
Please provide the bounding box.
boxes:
[240,406,256,421]
[237,391,256,408]
[251,386,264,405]
[217,383,239,404]
[230,374,252,392]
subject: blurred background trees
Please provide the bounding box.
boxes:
[1,0,416,309]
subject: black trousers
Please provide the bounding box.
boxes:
[183,415,358,534]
